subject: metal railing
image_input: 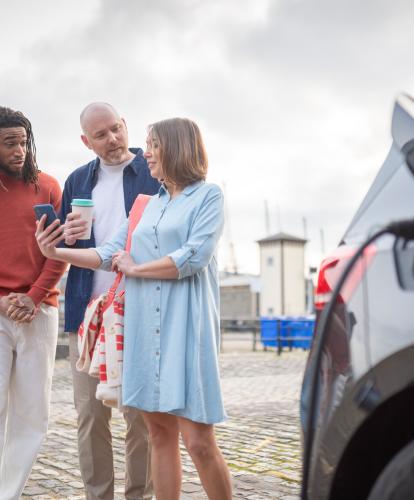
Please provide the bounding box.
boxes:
[220,318,260,352]
[220,317,315,355]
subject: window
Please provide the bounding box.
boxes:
[346,151,414,241]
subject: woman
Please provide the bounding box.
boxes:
[36,117,233,500]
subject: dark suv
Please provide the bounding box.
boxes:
[300,94,414,500]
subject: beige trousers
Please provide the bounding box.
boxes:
[69,333,152,500]
[0,305,58,500]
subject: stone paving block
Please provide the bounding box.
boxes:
[23,487,47,496]
[181,482,204,493]
[23,348,307,498]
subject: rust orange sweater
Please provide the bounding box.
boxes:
[0,171,67,307]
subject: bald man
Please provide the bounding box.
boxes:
[60,103,160,500]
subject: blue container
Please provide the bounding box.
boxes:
[260,318,278,347]
[260,317,292,349]
[289,318,315,349]
[279,317,295,348]
[260,316,315,350]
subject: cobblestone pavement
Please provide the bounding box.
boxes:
[23,339,307,499]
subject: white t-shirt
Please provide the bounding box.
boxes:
[91,156,135,297]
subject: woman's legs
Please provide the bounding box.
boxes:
[141,411,232,499]
[140,412,181,500]
[179,417,232,500]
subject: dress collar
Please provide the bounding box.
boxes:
[158,180,204,197]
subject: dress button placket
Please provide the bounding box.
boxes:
[153,284,161,407]
[153,200,166,408]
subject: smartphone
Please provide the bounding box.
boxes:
[33,204,59,229]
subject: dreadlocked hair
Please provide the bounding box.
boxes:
[0,106,39,189]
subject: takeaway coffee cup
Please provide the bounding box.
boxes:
[71,199,94,240]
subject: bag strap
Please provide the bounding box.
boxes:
[107,194,151,296]
[125,194,151,252]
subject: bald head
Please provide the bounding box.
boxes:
[79,102,132,165]
[80,102,121,134]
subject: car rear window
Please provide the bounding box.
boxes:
[344,144,414,242]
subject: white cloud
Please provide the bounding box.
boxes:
[1,0,414,273]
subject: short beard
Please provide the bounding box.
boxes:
[0,163,23,178]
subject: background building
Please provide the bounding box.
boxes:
[219,272,260,320]
[257,232,307,316]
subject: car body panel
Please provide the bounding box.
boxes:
[301,93,414,500]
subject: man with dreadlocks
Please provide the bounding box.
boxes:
[0,106,67,499]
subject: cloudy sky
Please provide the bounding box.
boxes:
[2,0,413,274]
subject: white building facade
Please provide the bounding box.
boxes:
[257,232,307,316]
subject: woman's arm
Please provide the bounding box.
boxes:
[36,216,102,269]
[112,251,178,279]
[167,185,224,279]
[50,247,101,269]
[112,185,224,281]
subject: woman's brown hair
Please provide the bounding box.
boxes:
[149,118,208,187]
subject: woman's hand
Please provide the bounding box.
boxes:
[112,250,136,276]
[35,215,65,259]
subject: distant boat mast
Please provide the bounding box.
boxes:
[222,181,238,274]
[264,199,270,235]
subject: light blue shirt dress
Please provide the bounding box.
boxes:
[95,181,227,424]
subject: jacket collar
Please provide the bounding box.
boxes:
[91,147,144,177]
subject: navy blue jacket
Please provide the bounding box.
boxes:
[60,148,160,332]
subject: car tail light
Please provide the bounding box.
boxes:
[314,244,377,311]
[314,257,340,310]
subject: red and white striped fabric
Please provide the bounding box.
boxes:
[76,194,150,408]
[95,291,125,406]
[77,297,103,376]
